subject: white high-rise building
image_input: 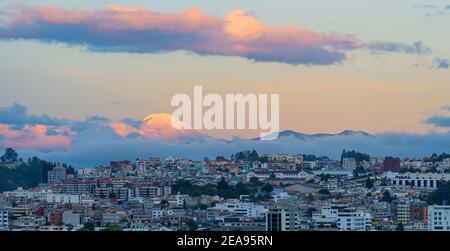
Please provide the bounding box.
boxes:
[212,201,267,218]
[342,158,357,172]
[313,204,372,231]
[428,205,450,231]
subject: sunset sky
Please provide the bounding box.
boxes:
[0,1,449,166]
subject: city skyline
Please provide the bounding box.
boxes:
[0,1,449,166]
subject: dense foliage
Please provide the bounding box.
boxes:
[428,153,450,163]
[428,181,450,205]
[341,149,370,163]
[0,148,73,192]
[302,154,329,161]
[231,150,260,162]
[0,156,54,192]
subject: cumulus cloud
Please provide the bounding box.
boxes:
[366,41,430,55]
[0,4,430,65]
[0,102,68,128]
[433,57,449,69]
[424,105,450,127]
[0,103,203,151]
[120,118,142,129]
[0,123,72,151]
[109,113,205,141]
[425,116,450,128]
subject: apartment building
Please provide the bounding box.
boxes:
[212,201,267,218]
[392,203,410,225]
[342,158,357,172]
[313,205,372,231]
[246,169,312,182]
[0,209,8,230]
[428,205,450,231]
[266,206,299,231]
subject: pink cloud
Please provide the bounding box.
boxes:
[0,123,73,151]
[109,113,203,141]
[0,5,429,65]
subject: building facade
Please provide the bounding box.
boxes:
[428,205,450,231]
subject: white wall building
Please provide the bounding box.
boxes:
[428,205,450,231]
[313,205,372,231]
[342,158,357,172]
[212,201,267,218]
[391,173,450,189]
[63,210,81,226]
[151,209,173,220]
[246,169,312,182]
[46,194,80,204]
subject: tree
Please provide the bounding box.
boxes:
[381,190,393,203]
[108,191,116,199]
[306,207,317,217]
[1,148,19,163]
[0,155,54,192]
[217,177,229,191]
[305,193,315,202]
[185,219,198,231]
[318,189,331,195]
[319,174,331,182]
[102,223,122,231]
[365,178,374,189]
[249,177,262,186]
[428,181,450,205]
[261,183,273,193]
[396,223,404,231]
[66,166,76,175]
[160,200,169,209]
[231,150,259,161]
[83,222,95,231]
[341,149,370,163]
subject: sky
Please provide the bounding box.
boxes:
[0,1,450,166]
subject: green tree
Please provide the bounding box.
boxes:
[365,178,374,189]
[161,200,169,209]
[306,207,317,217]
[318,189,331,195]
[185,219,198,231]
[381,190,393,203]
[261,183,273,193]
[102,223,122,231]
[108,191,116,199]
[428,181,450,205]
[1,148,19,163]
[217,177,229,190]
[249,177,262,186]
[305,193,315,202]
[83,222,95,231]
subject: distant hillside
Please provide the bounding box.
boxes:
[0,148,55,192]
[0,157,54,192]
[253,129,372,140]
